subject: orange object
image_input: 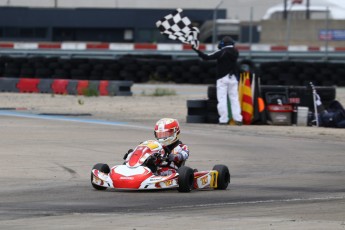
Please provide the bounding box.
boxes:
[258,97,265,112]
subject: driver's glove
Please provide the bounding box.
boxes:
[168,146,188,161]
[168,152,181,162]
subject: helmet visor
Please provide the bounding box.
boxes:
[155,129,174,139]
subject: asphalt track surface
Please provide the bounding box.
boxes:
[0,111,345,229]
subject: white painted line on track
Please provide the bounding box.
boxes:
[158,195,345,210]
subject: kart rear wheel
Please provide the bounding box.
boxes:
[213,164,230,190]
[177,166,194,193]
[91,163,110,191]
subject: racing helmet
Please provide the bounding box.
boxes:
[154,118,180,146]
[218,36,235,49]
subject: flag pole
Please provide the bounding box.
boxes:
[212,0,224,51]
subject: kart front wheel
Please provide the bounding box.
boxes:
[91,163,110,191]
[213,164,230,190]
[177,166,194,193]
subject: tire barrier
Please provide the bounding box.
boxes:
[0,56,345,86]
[205,85,220,124]
[16,78,40,93]
[186,87,220,124]
[108,81,133,96]
[259,61,345,86]
[207,85,217,100]
[186,99,208,123]
[99,81,109,96]
[0,77,133,96]
[38,79,54,93]
[66,80,79,95]
[0,78,19,92]
[206,99,219,124]
[52,79,69,94]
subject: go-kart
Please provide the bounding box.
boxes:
[91,140,230,192]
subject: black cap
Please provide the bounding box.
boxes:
[218,36,235,49]
[222,36,235,46]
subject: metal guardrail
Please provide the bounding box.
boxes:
[0,48,344,63]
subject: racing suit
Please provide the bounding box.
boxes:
[193,45,243,124]
[158,140,189,176]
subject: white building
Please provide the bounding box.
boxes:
[263,0,345,20]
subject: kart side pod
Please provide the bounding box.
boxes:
[193,170,218,189]
[194,165,230,190]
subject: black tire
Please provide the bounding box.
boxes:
[288,66,300,75]
[48,62,60,69]
[187,99,207,108]
[187,99,207,116]
[124,63,139,72]
[36,68,53,78]
[261,73,274,81]
[186,115,206,123]
[187,76,201,84]
[190,65,200,74]
[172,65,184,74]
[20,68,35,78]
[91,163,110,191]
[177,166,194,193]
[206,112,219,124]
[4,68,20,77]
[136,70,149,83]
[206,99,218,113]
[278,73,294,82]
[213,164,230,190]
[207,85,217,100]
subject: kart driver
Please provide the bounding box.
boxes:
[154,118,189,176]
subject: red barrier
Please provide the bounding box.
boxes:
[52,79,69,94]
[134,43,157,50]
[0,43,14,48]
[38,43,61,49]
[86,43,109,49]
[16,78,40,93]
[271,46,288,51]
[99,81,109,96]
[77,80,89,95]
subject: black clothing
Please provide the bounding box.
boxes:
[163,140,185,168]
[163,140,182,155]
[193,45,239,79]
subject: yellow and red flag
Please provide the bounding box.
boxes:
[240,72,253,125]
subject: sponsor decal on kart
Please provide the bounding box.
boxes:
[93,175,102,185]
[200,175,208,185]
[120,177,134,180]
[164,179,173,186]
[149,177,163,181]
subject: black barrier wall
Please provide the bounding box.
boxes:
[0,56,344,86]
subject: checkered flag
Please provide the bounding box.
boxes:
[156,8,200,49]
